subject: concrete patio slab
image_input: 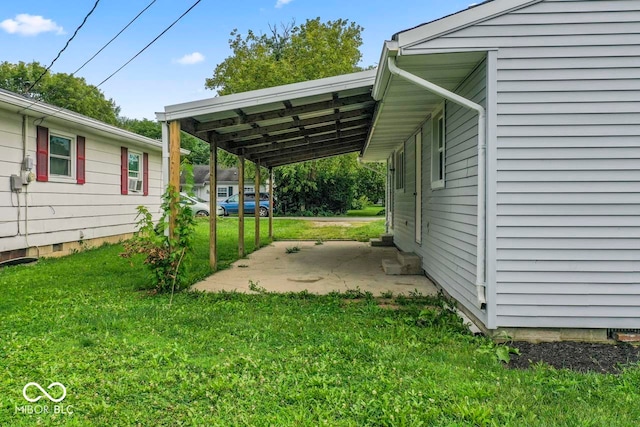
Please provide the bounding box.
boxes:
[192,241,438,296]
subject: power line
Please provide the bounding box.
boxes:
[72,0,158,76]
[17,0,157,115]
[26,0,203,124]
[25,0,101,93]
[97,0,202,87]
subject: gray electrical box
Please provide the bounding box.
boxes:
[10,175,22,192]
[22,157,34,171]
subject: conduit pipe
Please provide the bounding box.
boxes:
[387,57,487,308]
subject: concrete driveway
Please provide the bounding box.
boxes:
[192,241,438,296]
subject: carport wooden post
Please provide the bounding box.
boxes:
[238,154,245,257]
[269,167,274,239]
[254,162,260,248]
[168,120,181,240]
[208,136,217,270]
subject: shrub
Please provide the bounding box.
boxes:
[121,186,196,293]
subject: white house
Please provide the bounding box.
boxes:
[157,0,639,340]
[360,0,640,340]
[183,165,266,202]
[0,88,164,261]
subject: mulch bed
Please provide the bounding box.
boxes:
[508,341,640,374]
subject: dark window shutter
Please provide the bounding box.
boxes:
[76,136,86,184]
[36,126,49,182]
[121,147,128,195]
[143,152,149,196]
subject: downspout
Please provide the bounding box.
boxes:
[387,56,487,308]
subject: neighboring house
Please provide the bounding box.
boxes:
[181,165,266,202]
[360,0,640,338]
[0,88,164,260]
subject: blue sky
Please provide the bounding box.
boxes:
[1,0,476,120]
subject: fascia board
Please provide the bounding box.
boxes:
[161,69,377,121]
[397,0,544,49]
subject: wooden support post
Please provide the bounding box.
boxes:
[209,138,217,270]
[169,121,181,240]
[269,167,274,240]
[238,154,245,257]
[254,162,260,249]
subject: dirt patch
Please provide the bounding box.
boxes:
[508,341,640,374]
[312,221,353,227]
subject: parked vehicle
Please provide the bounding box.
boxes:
[219,193,271,217]
[180,193,224,217]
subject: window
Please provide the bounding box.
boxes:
[120,147,148,196]
[431,106,445,189]
[244,186,254,193]
[128,152,143,193]
[395,146,405,190]
[49,134,73,177]
[228,194,239,203]
[217,186,228,198]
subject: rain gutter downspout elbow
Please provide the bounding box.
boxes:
[387,56,487,309]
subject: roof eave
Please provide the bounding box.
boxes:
[0,89,164,152]
[395,0,544,48]
[159,69,377,122]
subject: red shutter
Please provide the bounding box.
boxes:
[143,152,149,196]
[121,147,128,195]
[76,136,86,184]
[36,126,49,182]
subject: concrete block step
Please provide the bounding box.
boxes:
[380,234,394,244]
[382,258,403,275]
[370,237,394,247]
[397,251,421,271]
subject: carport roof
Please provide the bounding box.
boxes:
[157,70,376,168]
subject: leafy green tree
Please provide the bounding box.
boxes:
[206,18,377,214]
[206,18,363,94]
[0,61,120,125]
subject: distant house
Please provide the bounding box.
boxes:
[0,88,164,261]
[182,165,266,202]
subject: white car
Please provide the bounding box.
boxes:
[180,193,224,217]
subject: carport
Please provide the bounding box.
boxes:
[156,70,377,268]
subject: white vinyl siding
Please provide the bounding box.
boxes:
[406,0,640,329]
[0,110,162,252]
[393,59,486,324]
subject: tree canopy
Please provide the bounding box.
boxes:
[0,61,120,125]
[206,18,364,95]
[208,18,384,215]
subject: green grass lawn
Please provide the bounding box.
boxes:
[1,219,639,426]
[346,205,385,217]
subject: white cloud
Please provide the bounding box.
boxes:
[0,14,63,36]
[174,52,205,65]
[275,0,293,8]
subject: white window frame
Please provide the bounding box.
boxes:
[431,104,445,190]
[244,186,254,193]
[217,186,228,198]
[395,145,405,191]
[128,151,143,193]
[48,130,76,182]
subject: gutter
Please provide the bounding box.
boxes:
[386,55,487,309]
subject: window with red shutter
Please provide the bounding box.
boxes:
[76,136,86,184]
[143,152,149,196]
[36,126,49,182]
[121,147,128,195]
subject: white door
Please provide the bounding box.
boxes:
[415,133,422,244]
